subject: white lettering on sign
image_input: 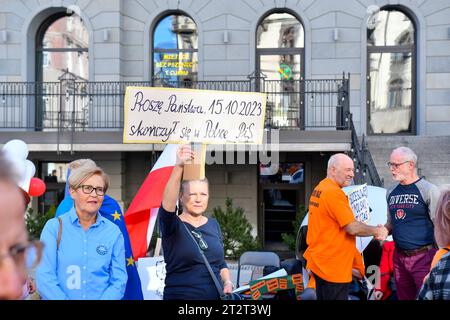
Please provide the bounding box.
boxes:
[123,87,267,144]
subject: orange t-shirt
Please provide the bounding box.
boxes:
[307,273,316,289]
[430,246,450,270]
[304,178,357,283]
[307,250,365,289]
[352,250,365,278]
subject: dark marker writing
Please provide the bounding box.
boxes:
[236,122,254,140]
[129,120,179,142]
[164,94,205,114]
[132,91,164,114]
[203,120,229,139]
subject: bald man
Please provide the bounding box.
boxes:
[304,153,387,300]
[0,154,28,299]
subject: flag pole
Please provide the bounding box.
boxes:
[153,211,162,257]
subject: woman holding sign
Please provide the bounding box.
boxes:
[159,145,233,300]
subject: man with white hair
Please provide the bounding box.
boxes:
[384,146,440,300]
[304,153,387,300]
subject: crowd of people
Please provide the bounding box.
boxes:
[0,144,449,300]
[303,147,449,300]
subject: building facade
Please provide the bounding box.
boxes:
[1,0,450,250]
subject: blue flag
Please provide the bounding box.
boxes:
[98,195,144,300]
[55,174,144,300]
[55,169,73,217]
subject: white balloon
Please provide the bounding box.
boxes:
[18,159,35,193]
[2,139,29,160]
[4,155,25,184]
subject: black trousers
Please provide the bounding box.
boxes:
[313,272,350,300]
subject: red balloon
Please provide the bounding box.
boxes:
[28,177,46,197]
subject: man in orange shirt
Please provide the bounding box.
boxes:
[304,250,366,300]
[304,153,387,300]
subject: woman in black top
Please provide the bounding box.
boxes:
[159,144,233,300]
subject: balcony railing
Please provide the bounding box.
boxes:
[0,74,350,131]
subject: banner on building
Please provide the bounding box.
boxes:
[123,87,266,144]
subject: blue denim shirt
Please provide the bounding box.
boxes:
[36,207,127,300]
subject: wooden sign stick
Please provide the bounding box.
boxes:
[183,142,207,181]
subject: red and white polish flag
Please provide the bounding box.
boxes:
[124,144,178,259]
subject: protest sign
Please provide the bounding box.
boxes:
[248,273,303,300]
[123,87,266,145]
[137,256,166,300]
[347,183,370,223]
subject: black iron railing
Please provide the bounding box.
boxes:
[348,113,383,187]
[0,73,350,131]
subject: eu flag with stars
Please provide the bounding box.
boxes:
[55,172,143,300]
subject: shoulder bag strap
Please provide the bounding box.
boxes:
[57,217,62,250]
[181,221,224,298]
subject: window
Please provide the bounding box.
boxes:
[259,162,304,184]
[39,162,69,214]
[36,12,89,82]
[35,12,89,130]
[367,9,415,134]
[42,52,50,68]
[152,14,198,85]
[259,161,305,246]
[256,12,304,129]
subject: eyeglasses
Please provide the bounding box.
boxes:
[387,161,410,170]
[0,241,43,270]
[191,230,208,251]
[79,185,105,196]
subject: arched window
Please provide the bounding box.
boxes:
[152,14,198,85]
[35,12,89,130]
[256,12,304,128]
[36,12,89,82]
[367,9,415,134]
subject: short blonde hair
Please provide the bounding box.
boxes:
[434,187,450,248]
[68,161,109,192]
[69,158,97,171]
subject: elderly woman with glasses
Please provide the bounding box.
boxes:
[160,145,233,300]
[0,152,42,300]
[36,161,127,300]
